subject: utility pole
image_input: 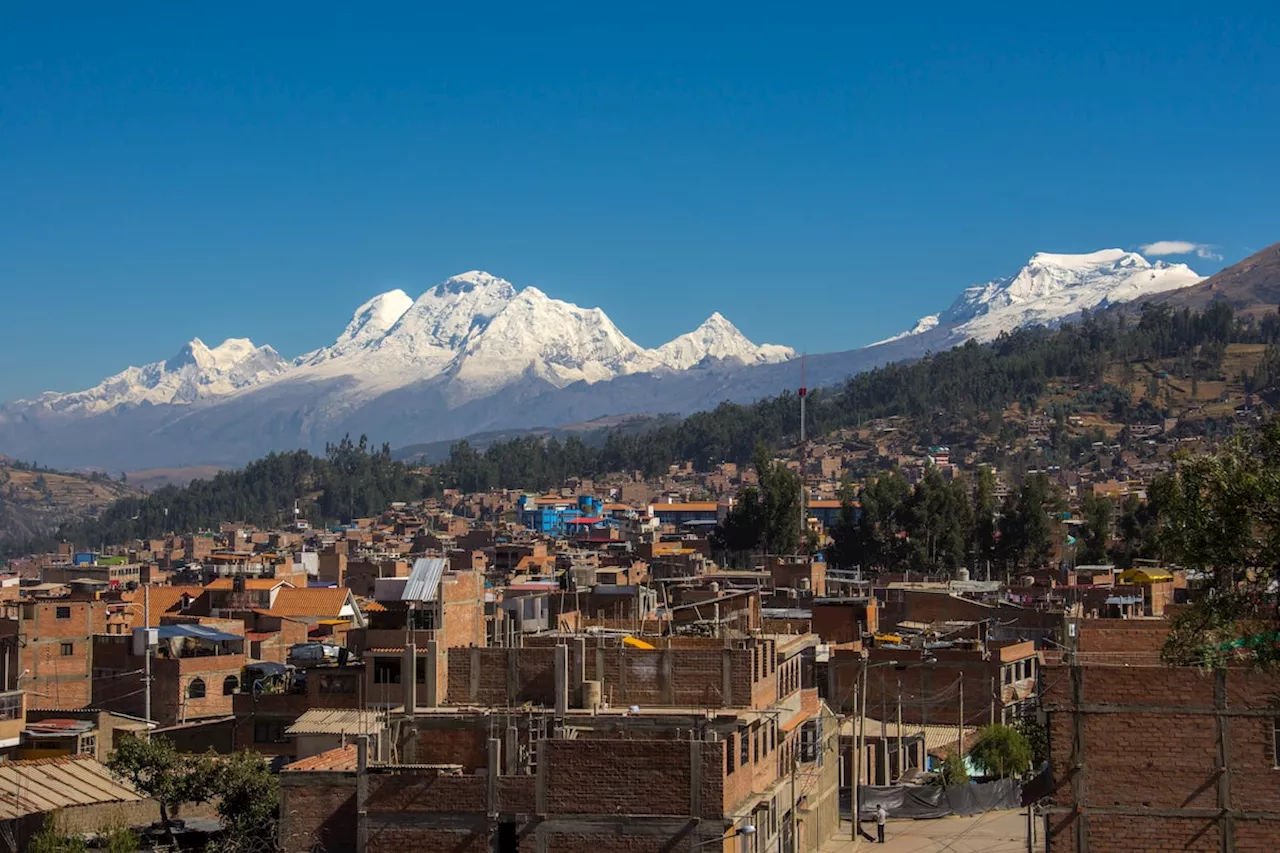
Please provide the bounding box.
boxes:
[852,657,870,841]
[143,584,151,725]
[896,680,903,781]
[957,682,965,760]
[790,728,798,853]
[851,679,861,841]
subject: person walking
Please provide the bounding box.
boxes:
[875,803,888,844]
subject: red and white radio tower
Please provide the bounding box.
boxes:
[799,353,807,554]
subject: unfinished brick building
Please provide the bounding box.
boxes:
[1043,637,1280,852]
[280,632,840,853]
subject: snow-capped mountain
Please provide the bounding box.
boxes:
[878,249,1203,348]
[25,337,288,415]
[0,251,1210,471]
[656,312,797,369]
[9,271,792,419]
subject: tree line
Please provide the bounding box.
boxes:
[58,435,436,547]
[433,301,1279,489]
[26,300,1280,554]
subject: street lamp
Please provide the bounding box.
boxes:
[691,824,756,850]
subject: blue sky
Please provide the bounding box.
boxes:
[2,2,1278,401]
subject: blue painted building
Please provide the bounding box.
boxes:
[518,495,604,536]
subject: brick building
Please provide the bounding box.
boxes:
[344,560,486,709]
[93,619,246,726]
[1,599,107,709]
[279,631,840,853]
[828,640,1041,727]
[1043,661,1280,852]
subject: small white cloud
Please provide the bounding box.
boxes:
[1140,240,1223,261]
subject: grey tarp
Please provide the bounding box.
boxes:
[858,779,1022,819]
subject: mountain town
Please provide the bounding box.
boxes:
[0,244,1277,852]
[6,7,1280,852]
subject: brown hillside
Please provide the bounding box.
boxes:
[1153,241,1280,318]
[0,462,142,545]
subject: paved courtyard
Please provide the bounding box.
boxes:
[821,810,1043,853]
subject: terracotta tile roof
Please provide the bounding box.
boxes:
[265,587,352,618]
[205,578,293,591]
[283,744,358,772]
[122,585,207,628]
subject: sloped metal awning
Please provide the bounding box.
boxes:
[403,557,446,602]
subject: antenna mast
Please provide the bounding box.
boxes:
[799,354,807,555]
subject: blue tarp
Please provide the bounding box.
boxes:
[155,624,241,643]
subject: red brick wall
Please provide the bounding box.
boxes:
[151,653,245,726]
[22,600,104,709]
[445,642,779,709]
[1074,619,1170,660]
[1043,664,1280,853]
[279,773,356,853]
[442,570,486,650]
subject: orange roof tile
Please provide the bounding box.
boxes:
[264,587,353,618]
[283,745,358,772]
[205,578,294,591]
[120,586,206,628]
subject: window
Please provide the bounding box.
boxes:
[222,675,239,696]
[0,693,22,721]
[55,606,71,619]
[60,643,74,656]
[186,678,206,700]
[373,659,402,684]
[740,727,750,767]
[254,721,288,744]
[79,735,96,756]
[726,734,736,775]
[753,725,760,763]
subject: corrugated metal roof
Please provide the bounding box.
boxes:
[286,709,385,737]
[0,756,146,820]
[155,624,242,642]
[403,557,446,602]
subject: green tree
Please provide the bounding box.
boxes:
[1078,492,1113,565]
[713,448,803,561]
[1158,421,1280,665]
[997,474,1062,572]
[904,468,973,573]
[968,724,1033,779]
[971,466,999,575]
[753,445,803,555]
[106,736,220,850]
[214,750,281,843]
[931,752,970,787]
[825,483,862,569]
[852,471,911,569]
[1013,715,1049,769]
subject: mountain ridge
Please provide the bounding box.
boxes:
[0,249,1235,471]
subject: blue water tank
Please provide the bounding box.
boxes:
[73,553,95,566]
